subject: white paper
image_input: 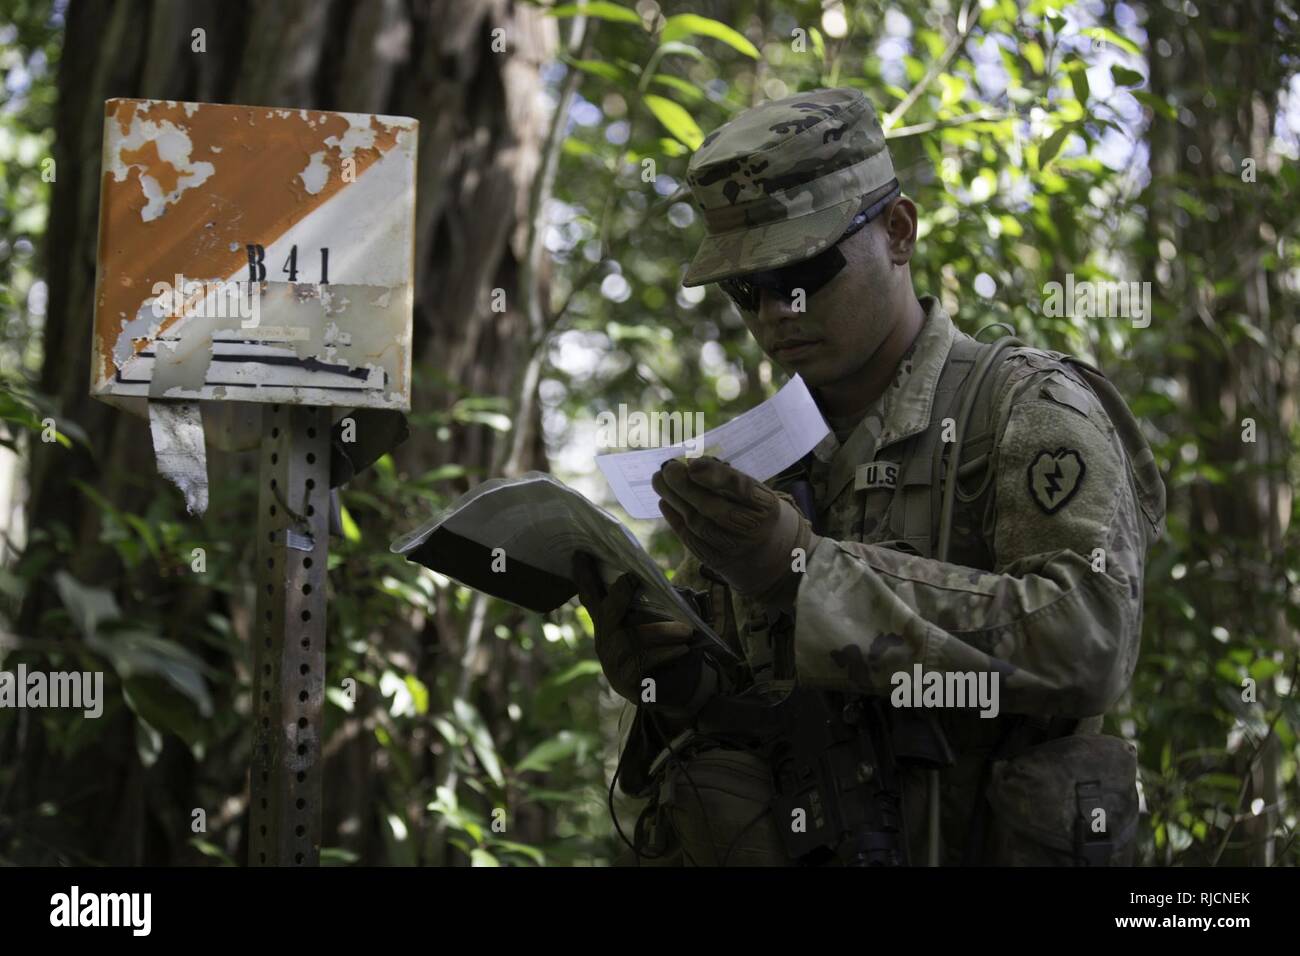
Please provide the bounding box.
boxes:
[390,473,735,658]
[595,375,830,519]
[149,400,209,516]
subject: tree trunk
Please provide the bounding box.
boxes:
[1145,0,1295,866]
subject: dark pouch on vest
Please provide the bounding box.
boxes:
[661,748,791,866]
[983,734,1138,866]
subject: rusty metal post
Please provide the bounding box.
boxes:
[249,404,332,866]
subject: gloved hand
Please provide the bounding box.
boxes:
[651,457,821,610]
[572,550,702,706]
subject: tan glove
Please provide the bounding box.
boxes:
[572,551,698,704]
[651,457,822,609]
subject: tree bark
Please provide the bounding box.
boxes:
[1145,0,1295,866]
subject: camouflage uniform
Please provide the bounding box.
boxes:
[663,296,1164,864]
[625,88,1166,865]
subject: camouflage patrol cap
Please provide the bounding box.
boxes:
[682,87,895,287]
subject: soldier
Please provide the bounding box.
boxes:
[573,88,1166,866]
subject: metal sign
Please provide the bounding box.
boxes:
[89,98,420,866]
[91,98,417,418]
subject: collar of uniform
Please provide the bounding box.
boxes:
[811,427,839,463]
[873,294,956,449]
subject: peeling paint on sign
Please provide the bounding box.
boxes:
[91,98,417,428]
[299,151,329,195]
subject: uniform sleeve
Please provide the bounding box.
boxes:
[791,367,1148,718]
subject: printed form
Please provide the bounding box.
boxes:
[595,375,831,519]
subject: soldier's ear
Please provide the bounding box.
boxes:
[884,196,918,265]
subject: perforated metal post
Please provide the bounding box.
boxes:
[249,404,332,866]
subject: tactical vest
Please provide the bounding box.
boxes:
[860,332,1163,564]
[866,331,1022,565]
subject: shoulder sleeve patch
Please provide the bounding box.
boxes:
[1027,448,1086,513]
[993,395,1124,567]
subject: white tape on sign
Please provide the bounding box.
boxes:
[149,401,209,516]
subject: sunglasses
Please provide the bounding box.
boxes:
[718,181,902,313]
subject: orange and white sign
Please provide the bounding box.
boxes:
[91,98,418,417]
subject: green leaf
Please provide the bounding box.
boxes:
[1195,773,1241,792]
[1038,124,1074,168]
[1207,28,1249,44]
[0,391,42,431]
[651,74,703,103]
[549,2,642,26]
[643,94,704,149]
[378,574,434,613]
[513,784,587,804]
[1067,58,1090,105]
[136,718,164,768]
[809,26,826,65]
[404,673,430,715]
[339,504,361,542]
[1110,66,1145,87]
[1022,40,1045,75]
[121,676,207,756]
[1249,658,1281,681]
[123,513,160,561]
[95,628,214,717]
[491,839,546,865]
[450,403,512,431]
[562,138,597,159]
[660,14,759,58]
[319,847,360,866]
[416,463,467,485]
[564,57,625,83]
[1080,27,1141,57]
[544,659,604,686]
[188,838,236,866]
[658,137,689,157]
[1214,659,1241,684]
[453,697,505,788]
[0,567,26,602]
[654,41,706,62]
[516,731,591,773]
[52,418,90,448]
[1132,91,1178,121]
[53,570,121,639]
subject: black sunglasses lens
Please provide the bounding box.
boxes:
[718,194,880,310]
[776,244,846,300]
[721,278,758,312]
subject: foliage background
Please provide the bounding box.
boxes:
[0,0,1296,865]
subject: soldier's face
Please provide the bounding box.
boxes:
[739,198,916,387]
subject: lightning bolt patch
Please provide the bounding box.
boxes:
[1028,448,1085,514]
